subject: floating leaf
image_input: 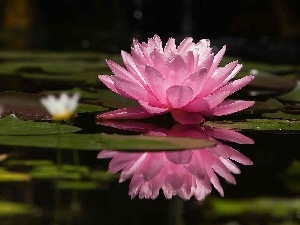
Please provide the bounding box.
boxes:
[247,98,284,113]
[0,116,81,135]
[77,103,107,113]
[31,165,81,180]
[55,180,99,190]
[262,111,300,120]
[206,119,300,131]
[0,132,216,151]
[0,168,31,182]
[210,197,300,219]
[5,159,54,167]
[99,133,216,151]
[0,133,101,150]
[0,201,35,216]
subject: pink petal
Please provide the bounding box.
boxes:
[210,45,226,73]
[177,37,194,54]
[203,100,255,116]
[202,61,239,95]
[153,34,163,51]
[106,60,137,82]
[165,151,193,164]
[203,126,254,144]
[97,150,118,159]
[143,66,168,103]
[204,164,224,196]
[166,85,194,108]
[108,152,143,173]
[142,153,166,181]
[182,67,207,96]
[138,99,169,114]
[185,51,195,72]
[121,50,146,84]
[165,165,186,190]
[98,75,119,94]
[166,54,187,83]
[183,91,230,112]
[223,146,253,165]
[112,76,147,101]
[96,106,154,120]
[220,158,241,174]
[164,37,176,55]
[171,110,205,124]
[150,49,166,73]
[214,75,254,95]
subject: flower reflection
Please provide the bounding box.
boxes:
[98,121,253,200]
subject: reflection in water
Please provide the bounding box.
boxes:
[98,121,254,200]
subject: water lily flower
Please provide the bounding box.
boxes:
[98,121,253,200]
[40,93,80,121]
[97,35,254,124]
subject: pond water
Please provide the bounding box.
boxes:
[0,51,299,225]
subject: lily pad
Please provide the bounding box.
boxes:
[0,168,31,182]
[0,116,81,135]
[55,180,99,190]
[206,119,300,131]
[0,132,216,151]
[99,133,216,150]
[77,103,107,113]
[0,201,36,216]
[0,133,101,150]
[247,98,284,114]
[209,197,300,219]
[262,111,300,120]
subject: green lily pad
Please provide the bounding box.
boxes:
[0,168,31,182]
[0,132,216,151]
[0,201,35,216]
[0,133,101,150]
[206,119,300,131]
[31,165,82,180]
[55,180,99,190]
[247,98,284,113]
[209,197,300,219]
[262,111,300,120]
[77,103,107,113]
[0,116,81,135]
[99,133,216,150]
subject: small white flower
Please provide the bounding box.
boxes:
[41,93,80,121]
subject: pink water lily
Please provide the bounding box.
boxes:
[98,121,253,200]
[97,35,254,124]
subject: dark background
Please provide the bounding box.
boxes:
[0,0,300,63]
